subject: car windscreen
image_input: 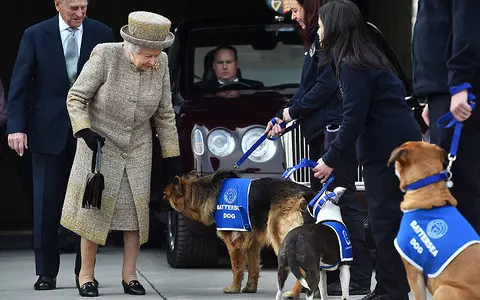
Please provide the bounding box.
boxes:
[186,24,304,92]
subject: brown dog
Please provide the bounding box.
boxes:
[164,169,317,295]
[388,141,480,300]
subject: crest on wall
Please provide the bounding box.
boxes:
[266,0,291,14]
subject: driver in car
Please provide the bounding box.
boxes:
[198,45,264,90]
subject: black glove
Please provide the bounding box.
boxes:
[163,156,184,184]
[77,128,106,152]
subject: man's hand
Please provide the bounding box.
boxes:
[264,117,285,138]
[7,132,28,156]
[313,157,333,183]
[282,107,293,123]
[422,104,429,127]
[450,90,472,122]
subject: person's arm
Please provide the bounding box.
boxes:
[322,65,372,168]
[67,44,106,135]
[153,52,180,159]
[6,28,35,134]
[288,55,338,119]
[0,78,6,129]
[447,0,480,88]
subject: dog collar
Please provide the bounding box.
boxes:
[404,169,452,192]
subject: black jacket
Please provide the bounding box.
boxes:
[412,0,480,98]
[279,35,343,143]
[323,65,422,167]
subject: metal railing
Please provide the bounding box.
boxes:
[281,125,365,191]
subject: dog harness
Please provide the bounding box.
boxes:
[394,206,480,280]
[309,190,353,270]
[214,178,254,231]
[320,221,353,270]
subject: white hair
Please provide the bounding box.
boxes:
[123,41,141,54]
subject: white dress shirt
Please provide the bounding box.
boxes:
[58,14,83,56]
[218,78,239,85]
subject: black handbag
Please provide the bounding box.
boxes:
[82,140,105,209]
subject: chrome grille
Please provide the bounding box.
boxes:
[281,125,365,191]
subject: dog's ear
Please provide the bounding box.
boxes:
[388,145,408,166]
[173,175,183,195]
[188,170,199,179]
[332,187,346,203]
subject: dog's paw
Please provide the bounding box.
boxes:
[242,285,257,293]
[223,286,241,294]
[282,290,300,299]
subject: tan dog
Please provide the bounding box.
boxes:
[388,141,480,300]
[164,169,317,295]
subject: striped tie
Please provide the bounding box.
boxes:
[65,27,79,84]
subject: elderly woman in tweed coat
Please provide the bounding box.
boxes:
[60,11,181,297]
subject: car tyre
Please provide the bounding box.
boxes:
[166,211,219,268]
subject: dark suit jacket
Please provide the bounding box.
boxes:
[6,16,114,155]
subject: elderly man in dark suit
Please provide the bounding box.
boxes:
[6,0,114,291]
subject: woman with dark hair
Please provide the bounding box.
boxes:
[313,1,422,299]
[265,0,372,298]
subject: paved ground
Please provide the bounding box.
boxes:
[0,248,433,299]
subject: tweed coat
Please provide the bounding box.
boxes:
[61,43,180,245]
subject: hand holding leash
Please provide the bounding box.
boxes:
[437,83,476,182]
[265,117,287,139]
[235,117,298,168]
[313,158,334,184]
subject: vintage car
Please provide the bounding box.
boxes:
[149,16,304,267]
[150,16,428,268]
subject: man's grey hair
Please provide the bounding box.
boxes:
[124,41,141,54]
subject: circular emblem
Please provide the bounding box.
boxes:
[224,188,237,204]
[342,230,351,245]
[426,219,448,239]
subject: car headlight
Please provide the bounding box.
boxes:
[241,127,276,163]
[191,128,205,155]
[207,129,236,157]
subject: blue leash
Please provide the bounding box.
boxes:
[234,118,299,168]
[281,158,336,208]
[282,158,318,179]
[437,83,476,182]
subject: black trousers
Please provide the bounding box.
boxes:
[309,136,373,287]
[427,93,480,232]
[31,132,82,277]
[363,161,409,298]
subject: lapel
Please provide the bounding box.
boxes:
[43,16,70,84]
[78,18,94,72]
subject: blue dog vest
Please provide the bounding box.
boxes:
[321,221,353,269]
[214,178,254,231]
[309,189,353,269]
[394,206,480,279]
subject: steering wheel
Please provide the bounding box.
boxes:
[218,81,253,90]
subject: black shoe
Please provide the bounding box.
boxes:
[34,276,56,290]
[361,289,409,300]
[122,280,146,295]
[78,282,99,297]
[76,276,99,289]
[327,280,371,296]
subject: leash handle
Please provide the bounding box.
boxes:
[234,118,299,168]
[282,158,318,179]
[437,83,476,175]
[266,118,299,141]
